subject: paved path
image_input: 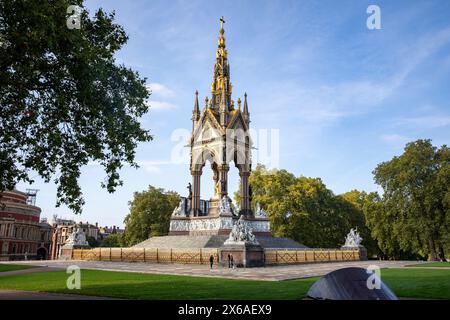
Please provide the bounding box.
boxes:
[0,260,426,281]
[0,289,120,300]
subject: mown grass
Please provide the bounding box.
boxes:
[0,269,317,300]
[0,264,36,273]
[410,262,450,268]
[0,267,449,300]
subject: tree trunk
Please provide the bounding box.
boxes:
[428,238,439,261]
[438,246,447,262]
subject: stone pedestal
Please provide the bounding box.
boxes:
[341,245,367,260]
[59,244,90,260]
[220,243,265,268]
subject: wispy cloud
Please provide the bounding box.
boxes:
[146,83,175,98]
[146,101,177,110]
[395,115,450,129]
[380,134,410,145]
[263,26,450,127]
[87,160,173,174]
[144,82,177,111]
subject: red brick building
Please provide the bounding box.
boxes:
[0,189,52,260]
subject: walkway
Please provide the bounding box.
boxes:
[0,260,425,281]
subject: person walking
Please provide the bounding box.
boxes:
[230,254,234,269]
[209,254,214,269]
[227,254,231,268]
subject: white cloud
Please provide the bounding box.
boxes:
[146,82,175,98]
[396,116,450,129]
[146,100,177,110]
[380,134,410,144]
[87,160,174,174]
[263,26,450,127]
[144,83,177,111]
[137,160,177,174]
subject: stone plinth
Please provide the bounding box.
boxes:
[220,243,265,268]
[169,215,235,236]
[59,244,90,260]
[341,245,367,260]
[168,215,271,237]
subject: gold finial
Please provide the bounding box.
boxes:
[237,98,241,109]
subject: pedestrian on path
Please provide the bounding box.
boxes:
[209,254,214,269]
[227,254,231,268]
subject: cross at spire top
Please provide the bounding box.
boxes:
[220,16,225,29]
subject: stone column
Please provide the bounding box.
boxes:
[240,171,251,215]
[218,164,229,198]
[191,170,202,216]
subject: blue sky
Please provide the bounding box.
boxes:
[18,0,450,227]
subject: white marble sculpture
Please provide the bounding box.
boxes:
[169,216,235,232]
[255,202,268,218]
[219,196,233,215]
[172,199,184,216]
[65,226,89,246]
[224,215,259,245]
[344,227,363,247]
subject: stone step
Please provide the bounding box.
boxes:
[132,235,307,249]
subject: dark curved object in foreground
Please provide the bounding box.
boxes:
[307,267,398,300]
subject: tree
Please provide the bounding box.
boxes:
[245,164,369,248]
[0,0,151,214]
[362,191,418,260]
[100,233,123,247]
[339,190,380,258]
[122,186,180,246]
[86,236,99,247]
[372,139,450,261]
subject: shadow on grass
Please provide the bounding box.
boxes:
[0,269,317,300]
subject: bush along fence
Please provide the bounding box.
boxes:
[61,247,361,265]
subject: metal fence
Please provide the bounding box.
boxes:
[71,247,220,264]
[264,248,360,265]
[70,247,360,265]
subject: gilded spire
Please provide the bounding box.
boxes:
[211,16,231,115]
[217,16,227,59]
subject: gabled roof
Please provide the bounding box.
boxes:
[191,108,224,145]
[227,109,249,132]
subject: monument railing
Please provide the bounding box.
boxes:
[263,248,360,265]
[71,247,220,265]
[69,247,360,264]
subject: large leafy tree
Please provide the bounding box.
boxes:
[362,191,418,259]
[0,0,151,213]
[122,186,180,246]
[100,233,123,247]
[372,139,450,261]
[339,190,380,257]
[245,164,369,248]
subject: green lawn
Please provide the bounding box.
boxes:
[381,268,450,299]
[0,269,318,299]
[0,264,36,273]
[0,267,449,300]
[410,262,450,268]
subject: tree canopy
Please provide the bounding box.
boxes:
[244,164,374,250]
[100,233,123,247]
[0,0,151,213]
[370,139,450,260]
[122,186,179,246]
